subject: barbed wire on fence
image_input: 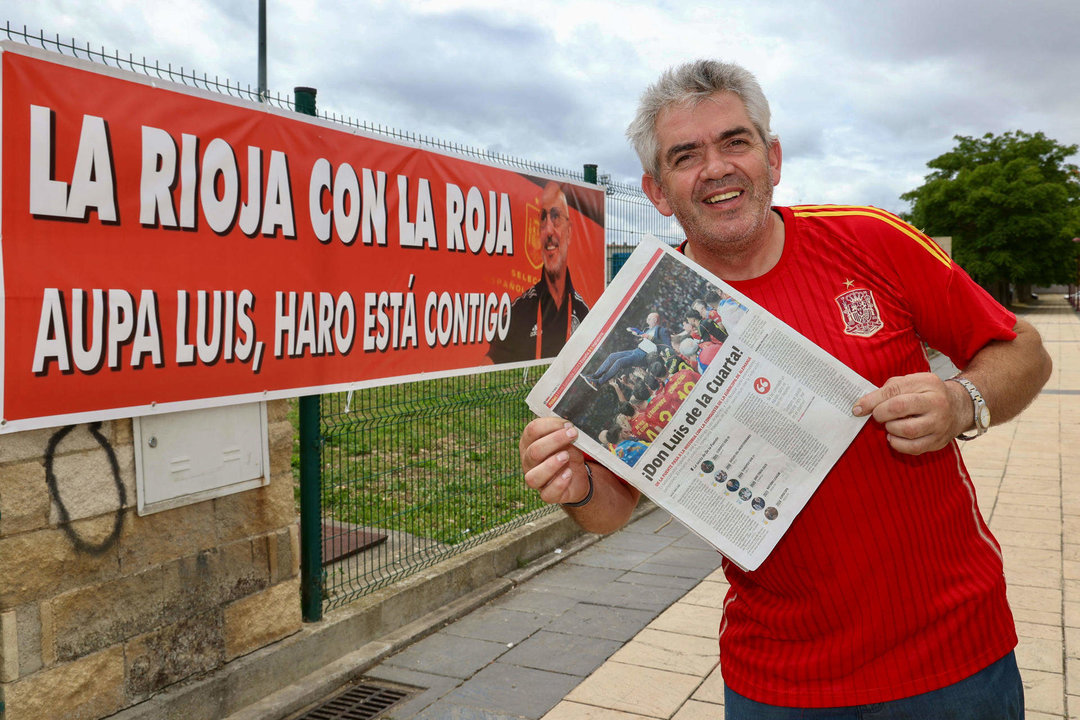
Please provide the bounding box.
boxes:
[2,22,294,109]
[2,21,584,182]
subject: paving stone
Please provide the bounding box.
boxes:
[647,602,724,639]
[1066,626,1080,658]
[595,529,677,554]
[499,629,621,677]
[1021,668,1065,715]
[996,503,1063,522]
[545,602,656,643]
[1016,631,1064,674]
[382,631,510,680]
[585,578,689,612]
[493,587,582,617]
[991,516,1062,537]
[691,663,726,704]
[530,565,624,599]
[443,606,549,645]
[1008,585,1063,616]
[1003,547,1062,571]
[566,547,653,572]
[678,580,728,609]
[633,560,718,580]
[413,701,528,719]
[671,533,717,552]
[608,628,718,677]
[622,512,685,537]
[437,662,582,719]
[614,571,702,592]
[673,699,726,719]
[543,701,655,719]
[648,546,726,573]
[565,661,699,718]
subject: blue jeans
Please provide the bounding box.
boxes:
[590,348,646,385]
[724,652,1024,719]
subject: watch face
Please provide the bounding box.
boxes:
[977,406,991,429]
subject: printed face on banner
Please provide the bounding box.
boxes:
[0,47,605,431]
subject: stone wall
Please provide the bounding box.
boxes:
[0,400,300,720]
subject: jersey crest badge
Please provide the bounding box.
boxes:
[835,288,884,337]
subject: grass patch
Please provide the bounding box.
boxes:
[291,367,545,546]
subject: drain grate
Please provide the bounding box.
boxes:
[294,683,411,720]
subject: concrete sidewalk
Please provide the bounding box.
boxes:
[351,297,1078,720]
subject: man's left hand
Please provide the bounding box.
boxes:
[852,372,967,455]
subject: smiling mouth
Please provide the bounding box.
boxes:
[543,236,560,251]
[704,190,743,204]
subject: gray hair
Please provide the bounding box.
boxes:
[626,60,777,179]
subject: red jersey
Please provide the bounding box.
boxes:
[665,367,701,400]
[632,388,683,442]
[691,206,1018,706]
[629,409,655,441]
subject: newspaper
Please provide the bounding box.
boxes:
[526,236,875,571]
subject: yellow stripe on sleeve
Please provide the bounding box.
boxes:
[793,205,952,269]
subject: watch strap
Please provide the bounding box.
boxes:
[947,376,988,440]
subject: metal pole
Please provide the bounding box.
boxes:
[298,395,322,622]
[295,86,322,622]
[258,0,267,102]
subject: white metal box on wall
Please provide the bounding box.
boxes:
[133,402,270,515]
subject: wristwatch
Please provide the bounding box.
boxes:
[947,377,990,440]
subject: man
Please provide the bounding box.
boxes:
[487,181,590,363]
[706,289,748,330]
[519,60,1051,717]
[686,307,728,345]
[583,311,672,388]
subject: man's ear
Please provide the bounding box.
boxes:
[768,137,782,187]
[641,174,674,217]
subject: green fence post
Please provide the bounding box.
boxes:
[294,86,317,116]
[584,163,598,184]
[295,85,323,622]
[299,395,322,621]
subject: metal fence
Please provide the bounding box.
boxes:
[315,367,547,610]
[2,22,683,616]
[604,178,687,278]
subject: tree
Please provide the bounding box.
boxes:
[902,131,1080,304]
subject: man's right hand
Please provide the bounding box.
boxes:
[518,417,590,506]
[518,418,642,534]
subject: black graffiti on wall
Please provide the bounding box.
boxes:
[44,422,126,555]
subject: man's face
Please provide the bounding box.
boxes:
[646,312,659,327]
[641,92,781,254]
[539,184,571,282]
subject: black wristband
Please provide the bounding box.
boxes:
[561,463,594,508]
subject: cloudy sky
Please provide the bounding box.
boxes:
[6,0,1078,215]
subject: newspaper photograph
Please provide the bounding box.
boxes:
[526,236,876,571]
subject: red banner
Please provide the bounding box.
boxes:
[0,46,605,432]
